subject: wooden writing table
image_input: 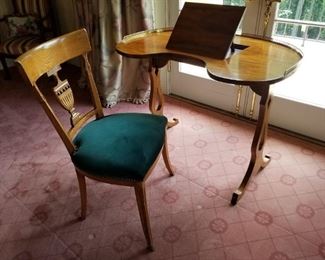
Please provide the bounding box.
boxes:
[116,28,302,205]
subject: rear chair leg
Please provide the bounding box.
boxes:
[76,171,87,220]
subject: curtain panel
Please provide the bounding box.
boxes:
[75,0,154,107]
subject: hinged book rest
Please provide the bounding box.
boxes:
[166,3,246,59]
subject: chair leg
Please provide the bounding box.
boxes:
[76,171,87,220]
[0,55,11,80]
[162,135,174,176]
[134,183,153,251]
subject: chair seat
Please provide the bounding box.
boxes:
[0,35,43,56]
[72,113,167,181]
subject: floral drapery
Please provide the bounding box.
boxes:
[75,0,154,107]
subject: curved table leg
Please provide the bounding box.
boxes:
[149,67,179,128]
[231,86,272,205]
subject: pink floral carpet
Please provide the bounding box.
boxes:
[0,68,325,259]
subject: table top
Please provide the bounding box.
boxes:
[116,28,303,86]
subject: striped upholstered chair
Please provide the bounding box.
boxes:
[0,0,55,79]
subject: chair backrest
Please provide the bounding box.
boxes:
[16,28,104,154]
[13,0,54,37]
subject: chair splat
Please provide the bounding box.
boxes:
[48,66,81,127]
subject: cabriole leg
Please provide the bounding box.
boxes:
[231,85,272,205]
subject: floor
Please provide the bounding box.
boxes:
[0,68,325,260]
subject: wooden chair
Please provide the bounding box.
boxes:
[16,28,174,250]
[0,0,55,79]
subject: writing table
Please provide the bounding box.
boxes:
[116,28,302,204]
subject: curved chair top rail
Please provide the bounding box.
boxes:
[16,29,91,84]
[116,28,303,86]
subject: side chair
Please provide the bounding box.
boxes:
[16,28,174,250]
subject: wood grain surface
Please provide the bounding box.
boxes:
[116,28,303,87]
[166,3,245,59]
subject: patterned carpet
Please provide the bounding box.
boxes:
[0,67,325,259]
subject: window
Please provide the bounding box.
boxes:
[272,0,325,108]
[275,0,325,42]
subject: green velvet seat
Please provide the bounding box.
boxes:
[72,113,167,181]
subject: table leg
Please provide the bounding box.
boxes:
[149,67,179,128]
[231,86,272,205]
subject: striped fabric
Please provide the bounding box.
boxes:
[0,35,42,55]
[13,0,51,29]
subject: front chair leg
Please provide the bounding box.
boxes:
[134,183,153,251]
[76,170,87,220]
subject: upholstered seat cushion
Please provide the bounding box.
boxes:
[0,35,43,55]
[72,113,167,181]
